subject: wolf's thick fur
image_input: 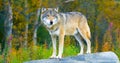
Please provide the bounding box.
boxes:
[41,8,91,58]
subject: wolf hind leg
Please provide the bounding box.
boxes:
[77,28,91,54]
[74,33,84,55]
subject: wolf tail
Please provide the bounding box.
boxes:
[79,15,91,39]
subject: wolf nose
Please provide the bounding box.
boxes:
[50,21,53,25]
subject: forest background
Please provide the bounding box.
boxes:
[0,0,120,63]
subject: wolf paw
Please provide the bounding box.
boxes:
[77,53,83,56]
[86,51,91,54]
[50,55,57,59]
[56,56,62,59]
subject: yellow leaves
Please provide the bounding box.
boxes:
[98,0,115,11]
[13,11,19,20]
[104,8,114,20]
[94,36,99,52]
[96,0,120,28]
[13,4,23,12]
[43,41,48,49]
[27,0,41,13]
[104,0,115,7]
[102,27,113,51]
[31,0,41,7]
[0,0,2,10]
[64,36,71,47]
[102,42,111,51]
[11,48,17,55]
[42,0,49,7]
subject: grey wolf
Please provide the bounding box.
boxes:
[41,8,91,58]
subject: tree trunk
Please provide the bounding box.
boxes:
[33,8,40,45]
[24,0,28,47]
[24,23,28,47]
[92,1,100,51]
[3,0,13,62]
[33,0,42,46]
[4,0,13,49]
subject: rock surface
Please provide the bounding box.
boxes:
[25,51,119,63]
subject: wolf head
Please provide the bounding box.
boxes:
[41,8,59,28]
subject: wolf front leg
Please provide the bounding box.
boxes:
[57,29,65,58]
[50,35,57,58]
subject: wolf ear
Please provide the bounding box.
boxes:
[54,7,59,12]
[41,8,47,13]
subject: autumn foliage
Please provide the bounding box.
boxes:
[0,0,120,63]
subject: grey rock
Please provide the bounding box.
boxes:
[24,51,120,63]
